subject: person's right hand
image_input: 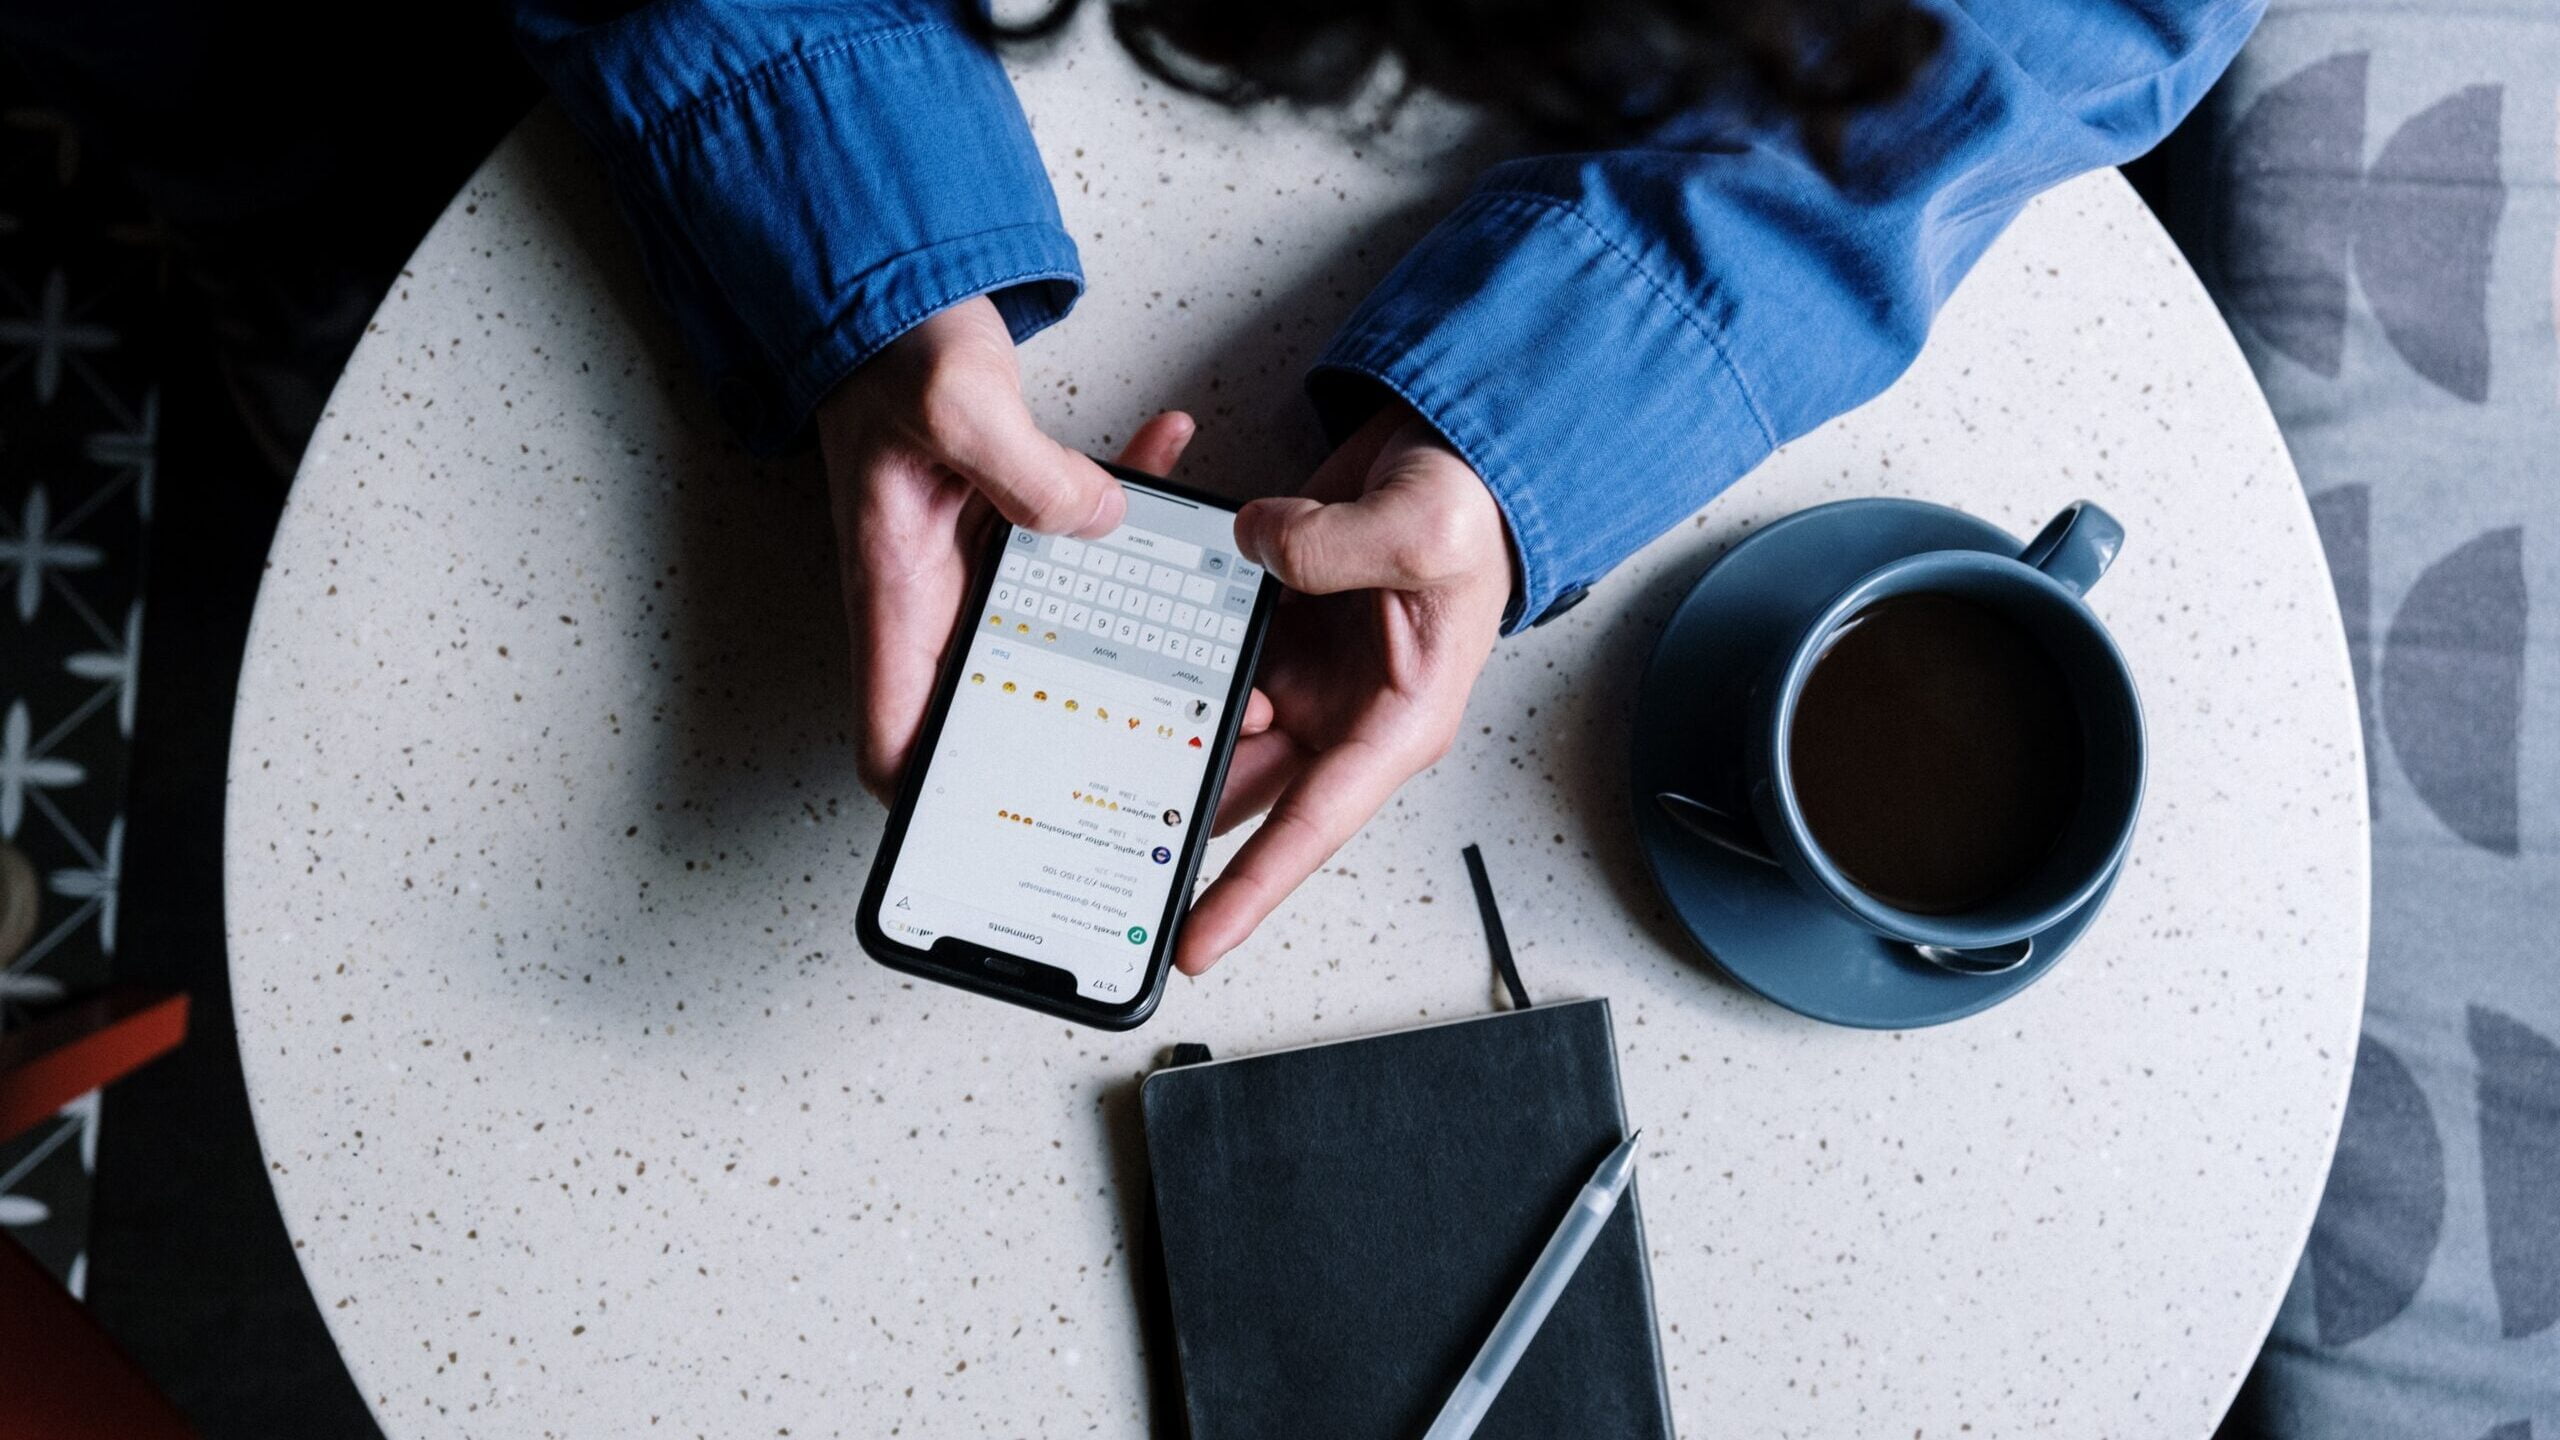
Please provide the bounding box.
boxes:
[1174,403,1515,975]
[817,295,1198,796]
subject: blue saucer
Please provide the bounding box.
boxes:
[1630,498,2119,1029]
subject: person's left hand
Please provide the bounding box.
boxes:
[1175,401,1515,975]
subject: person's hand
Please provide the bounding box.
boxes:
[818,295,1199,794]
[1176,401,1515,974]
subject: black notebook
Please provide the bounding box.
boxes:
[1140,997,1674,1439]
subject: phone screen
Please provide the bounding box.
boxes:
[874,482,1265,1005]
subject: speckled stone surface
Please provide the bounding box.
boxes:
[226,37,2368,1440]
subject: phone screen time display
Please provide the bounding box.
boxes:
[878,484,1263,1001]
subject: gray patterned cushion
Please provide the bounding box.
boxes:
[2145,4,2560,1435]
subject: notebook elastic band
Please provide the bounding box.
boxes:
[1462,843,1532,1009]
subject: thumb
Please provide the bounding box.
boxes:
[1235,486,1451,595]
[934,390,1126,539]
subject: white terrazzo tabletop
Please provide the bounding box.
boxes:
[226,29,2368,1440]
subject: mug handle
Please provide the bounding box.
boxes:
[2018,501,2124,596]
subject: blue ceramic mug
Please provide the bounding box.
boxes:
[1658,503,2144,974]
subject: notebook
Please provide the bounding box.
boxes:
[1139,997,1674,1439]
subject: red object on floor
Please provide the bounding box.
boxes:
[0,985,197,1439]
[0,988,189,1143]
[0,1235,197,1438]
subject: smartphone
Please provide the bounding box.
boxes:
[857,465,1279,1029]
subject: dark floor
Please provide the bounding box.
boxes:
[3,9,536,1435]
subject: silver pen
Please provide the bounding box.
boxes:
[1419,1131,1642,1440]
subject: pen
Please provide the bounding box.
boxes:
[1419,1130,1642,1440]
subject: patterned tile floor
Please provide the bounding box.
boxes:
[0,105,157,1297]
[0,16,534,1429]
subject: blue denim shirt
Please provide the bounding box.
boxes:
[514,0,2260,630]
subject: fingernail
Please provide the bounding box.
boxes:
[1077,484,1120,539]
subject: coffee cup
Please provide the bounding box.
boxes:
[1657,502,2143,974]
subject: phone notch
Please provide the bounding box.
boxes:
[936,940,1079,998]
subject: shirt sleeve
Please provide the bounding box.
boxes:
[512,0,1081,452]
[1307,0,2265,631]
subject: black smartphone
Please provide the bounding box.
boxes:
[857,464,1279,1029]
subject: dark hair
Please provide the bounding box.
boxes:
[972,0,1943,161]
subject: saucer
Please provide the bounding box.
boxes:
[1629,498,2119,1029]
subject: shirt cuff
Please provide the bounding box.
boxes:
[562,20,1081,453]
[1308,191,1775,633]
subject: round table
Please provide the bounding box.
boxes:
[228,30,2368,1440]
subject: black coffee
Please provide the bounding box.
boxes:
[1787,592,2082,915]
